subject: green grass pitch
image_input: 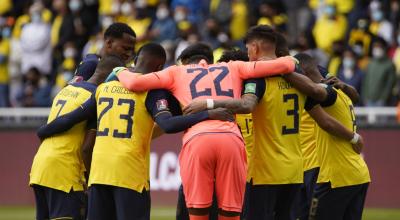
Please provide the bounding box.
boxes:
[0,207,400,220]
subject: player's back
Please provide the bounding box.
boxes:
[165,60,244,143]
[89,80,154,192]
[250,76,305,184]
[30,82,96,192]
[316,89,370,188]
[300,111,318,171]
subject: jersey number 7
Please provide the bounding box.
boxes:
[96,97,135,138]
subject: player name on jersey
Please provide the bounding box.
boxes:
[101,85,134,95]
[277,81,293,90]
[58,87,80,98]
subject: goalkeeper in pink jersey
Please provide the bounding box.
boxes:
[113,42,296,220]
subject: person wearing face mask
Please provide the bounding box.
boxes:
[348,18,372,56]
[369,1,393,44]
[149,3,178,43]
[337,48,364,102]
[312,4,347,54]
[362,38,396,106]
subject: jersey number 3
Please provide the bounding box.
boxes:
[282,94,299,135]
[97,97,135,138]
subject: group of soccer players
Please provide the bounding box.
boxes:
[29,21,370,220]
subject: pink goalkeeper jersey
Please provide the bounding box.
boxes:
[117,56,295,144]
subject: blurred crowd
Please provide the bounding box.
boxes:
[0,0,399,107]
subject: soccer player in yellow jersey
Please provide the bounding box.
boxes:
[40,43,232,220]
[294,64,361,220]
[183,26,363,220]
[300,66,371,220]
[30,55,123,220]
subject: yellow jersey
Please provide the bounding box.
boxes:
[88,81,154,192]
[247,77,305,184]
[0,39,10,84]
[236,114,253,164]
[300,111,319,171]
[30,82,96,192]
[316,89,370,188]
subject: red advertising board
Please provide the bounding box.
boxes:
[0,130,399,208]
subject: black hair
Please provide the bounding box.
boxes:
[372,36,388,49]
[104,22,136,39]
[135,43,166,64]
[96,55,125,75]
[218,49,249,62]
[274,31,289,57]
[243,25,276,45]
[294,53,316,71]
[177,42,214,64]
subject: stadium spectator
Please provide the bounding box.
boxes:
[149,3,178,43]
[282,0,311,44]
[337,48,364,100]
[51,0,75,58]
[16,67,51,107]
[327,40,346,75]
[348,18,372,56]
[362,38,396,106]
[313,3,347,54]
[257,1,287,33]
[229,0,248,41]
[369,1,393,44]
[0,0,399,107]
[0,26,9,107]
[20,3,52,76]
[309,0,355,15]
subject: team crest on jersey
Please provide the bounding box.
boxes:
[244,83,256,94]
[156,99,169,111]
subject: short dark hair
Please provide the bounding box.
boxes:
[218,49,249,62]
[274,32,289,57]
[104,22,136,39]
[136,43,166,63]
[243,25,276,44]
[96,55,125,75]
[294,53,316,72]
[177,42,214,64]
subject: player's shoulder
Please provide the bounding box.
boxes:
[70,81,97,93]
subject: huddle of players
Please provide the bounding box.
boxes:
[29,22,370,220]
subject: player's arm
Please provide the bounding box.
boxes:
[235,56,297,79]
[305,89,364,153]
[151,124,164,139]
[114,66,174,92]
[82,119,96,180]
[323,76,360,104]
[282,72,328,102]
[146,90,234,134]
[183,78,265,115]
[37,96,97,139]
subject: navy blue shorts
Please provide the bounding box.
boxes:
[292,167,320,220]
[32,184,86,220]
[247,182,301,220]
[88,184,150,220]
[176,184,218,220]
[309,182,369,220]
[241,182,251,220]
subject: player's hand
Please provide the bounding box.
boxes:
[208,108,234,122]
[322,76,345,90]
[183,100,207,115]
[352,135,364,154]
